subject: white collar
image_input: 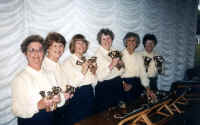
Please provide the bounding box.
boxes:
[125,48,135,56]
[99,46,112,55]
[45,56,58,67]
[144,50,154,57]
[26,65,42,76]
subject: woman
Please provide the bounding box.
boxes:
[11,35,65,125]
[42,32,72,125]
[139,34,161,91]
[121,32,156,103]
[42,32,72,94]
[62,34,97,125]
[95,28,125,112]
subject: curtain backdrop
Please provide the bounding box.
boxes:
[0,0,197,125]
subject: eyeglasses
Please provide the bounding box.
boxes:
[27,48,44,53]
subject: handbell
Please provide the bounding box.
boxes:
[153,56,164,63]
[88,56,97,69]
[65,85,76,95]
[39,91,46,98]
[108,50,122,59]
[76,56,86,65]
[108,50,124,70]
[52,86,62,110]
[143,56,152,72]
[52,86,62,95]
[87,56,97,64]
[153,56,164,74]
[39,91,50,112]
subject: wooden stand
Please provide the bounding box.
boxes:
[168,92,188,114]
[118,99,172,125]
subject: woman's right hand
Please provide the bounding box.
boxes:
[37,98,53,110]
[64,92,74,100]
[123,81,132,92]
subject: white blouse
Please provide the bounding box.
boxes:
[121,49,149,88]
[11,66,65,118]
[95,46,125,82]
[42,56,68,90]
[62,54,98,88]
[139,50,158,77]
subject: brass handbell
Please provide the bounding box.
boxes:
[76,56,86,65]
[39,91,46,98]
[108,50,122,59]
[52,86,62,110]
[153,56,164,74]
[47,91,54,112]
[65,85,76,95]
[87,56,97,64]
[87,56,97,69]
[143,56,152,72]
[39,91,51,112]
[108,50,124,70]
[52,86,62,95]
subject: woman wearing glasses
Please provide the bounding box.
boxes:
[11,35,65,125]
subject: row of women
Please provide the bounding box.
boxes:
[11,28,162,125]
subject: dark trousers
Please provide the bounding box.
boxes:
[95,76,124,112]
[122,77,145,103]
[18,110,54,125]
[149,77,158,91]
[63,84,95,125]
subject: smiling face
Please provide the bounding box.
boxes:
[47,41,65,62]
[100,34,112,51]
[26,41,44,70]
[74,40,87,56]
[126,37,137,52]
[145,40,155,53]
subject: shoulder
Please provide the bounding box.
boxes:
[62,56,73,67]
[121,49,127,57]
[12,69,31,86]
[152,51,159,56]
[121,49,126,53]
[42,57,50,70]
[95,47,102,56]
[137,51,145,56]
[134,52,144,60]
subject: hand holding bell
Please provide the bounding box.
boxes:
[153,56,164,74]
[108,50,124,70]
[143,56,152,72]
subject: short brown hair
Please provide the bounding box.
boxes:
[97,28,114,44]
[123,32,140,48]
[69,34,89,54]
[21,35,44,54]
[45,32,66,51]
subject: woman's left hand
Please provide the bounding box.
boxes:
[52,94,61,104]
[146,88,157,101]
[81,61,89,75]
